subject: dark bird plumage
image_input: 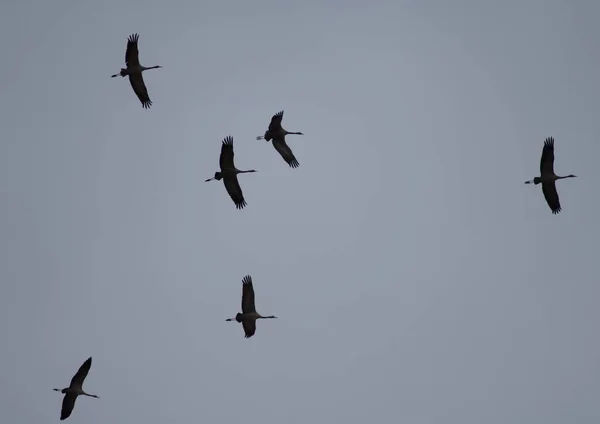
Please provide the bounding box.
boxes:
[257,110,303,168]
[111,33,162,109]
[226,275,277,338]
[525,137,577,214]
[205,136,256,210]
[53,357,99,421]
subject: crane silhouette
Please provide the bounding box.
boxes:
[257,110,303,168]
[205,136,256,209]
[525,137,576,214]
[53,357,99,420]
[226,275,277,338]
[111,33,162,109]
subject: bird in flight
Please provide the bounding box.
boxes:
[53,357,99,420]
[111,33,162,109]
[226,275,277,338]
[525,136,576,214]
[257,110,304,168]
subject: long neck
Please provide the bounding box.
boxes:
[286,131,302,135]
[557,175,574,180]
[259,315,276,319]
[237,169,254,174]
[142,65,160,71]
[82,392,99,398]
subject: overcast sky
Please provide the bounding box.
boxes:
[1,1,599,423]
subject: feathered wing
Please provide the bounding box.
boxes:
[128,74,152,109]
[218,136,247,209]
[223,176,247,210]
[123,34,152,108]
[70,357,92,388]
[60,393,77,421]
[272,138,300,168]
[242,320,256,338]
[540,137,555,176]
[542,182,561,214]
[125,34,141,67]
[219,136,235,171]
[241,275,256,313]
[268,110,284,133]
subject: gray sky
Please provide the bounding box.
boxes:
[1,0,599,423]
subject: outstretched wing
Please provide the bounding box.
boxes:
[125,33,141,67]
[219,136,235,171]
[128,74,152,109]
[60,393,77,420]
[219,137,247,209]
[242,320,256,338]
[123,34,152,109]
[70,357,92,389]
[540,137,555,176]
[542,181,561,214]
[223,176,247,210]
[272,138,299,168]
[268,110,284,132]
[241,275,256,313]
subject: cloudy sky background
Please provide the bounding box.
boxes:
[1,1,599,423]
